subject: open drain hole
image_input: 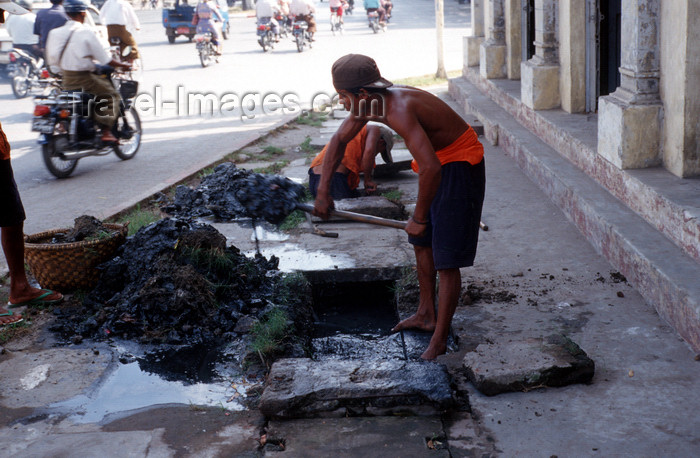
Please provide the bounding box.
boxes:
[306,269,409,361]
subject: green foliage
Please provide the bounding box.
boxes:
[252,160,290,175]
[115,204,161,236]
[251,307,290,356]
[392,70,462,87]
[0,320,30,343]
[392,266,419,294]
[278,209,305,232]
[295,111,328,127]
[380,189,403,203]
[198,167,215,179]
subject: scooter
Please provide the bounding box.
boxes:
[195,32,219,67]
[7,48,60,99]
[292,17,313,53]
[31,65,142,178]
[367,10,386,33]
[257,18,276,52]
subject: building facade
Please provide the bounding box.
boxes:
[450,0,700,351]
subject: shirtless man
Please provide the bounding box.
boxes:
[313,54,485,360]
[308,123,393,199]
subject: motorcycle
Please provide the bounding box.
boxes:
[367,10,386,33]
[31,66,142,178]
[7,48,60,99]
[257,18,275,52]
[195,33,219,67]
[292,17,312,53]
[275,12,291,38]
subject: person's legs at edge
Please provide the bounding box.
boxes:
[391,244,437,333]
[422,267,460,360]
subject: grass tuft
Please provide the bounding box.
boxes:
[392,70,462,87]
[251,307,290,356]
[113,204,161,236]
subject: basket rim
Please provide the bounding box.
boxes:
[24,223,128,250]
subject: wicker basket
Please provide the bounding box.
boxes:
[24,223,128,291]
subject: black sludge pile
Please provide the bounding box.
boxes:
[163,162,306,225]
[50,218,313,348]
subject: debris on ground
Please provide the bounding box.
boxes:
[50,218,314,357]
[162,162,306,225]
[50,215,118,244]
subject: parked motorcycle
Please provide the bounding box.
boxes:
[195,33,219,67]
[7,48,60,99]
[292,18,312,53]
[367,10,386,33]
[31,66,142,178]
[257,18,275,52]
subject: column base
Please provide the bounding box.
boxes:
[598,95,663,169]
[479,41,507,79]
[464,35,484,68]
[521,60,560,110]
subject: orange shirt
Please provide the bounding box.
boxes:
[0,122,10,161]
[310,126,368,190]
[411,126,483,173]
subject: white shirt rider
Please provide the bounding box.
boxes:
[100,0,140,32]
[289,0,315,16]
[46,20,111,73]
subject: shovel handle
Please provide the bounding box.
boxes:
[296,203,408,230]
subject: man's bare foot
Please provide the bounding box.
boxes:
[391,314,436,333]
[9,288,63,307]
[421,342,446,360]
[0,307,23,326]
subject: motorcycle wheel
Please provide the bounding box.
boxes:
[296,34,304,52]
[113,105,142,160]
[223,22,230,40]
[42,125,78,179]
[200,49,210,67]
[12,75,30,98]
[372,22,379,33]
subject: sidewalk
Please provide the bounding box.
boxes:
[0,88,699,456]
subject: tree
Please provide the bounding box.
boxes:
[435,0,447,78]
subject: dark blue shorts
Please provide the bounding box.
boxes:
[0,159,26,227]
[409,160,485,269]
[308,169,358,200]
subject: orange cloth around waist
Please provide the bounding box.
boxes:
[310,126,368,190]
[411,126,483,173]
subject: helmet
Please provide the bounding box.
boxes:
[63,0,88,13]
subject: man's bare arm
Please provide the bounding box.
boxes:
[361,125,381,193]
[314,117,367,218]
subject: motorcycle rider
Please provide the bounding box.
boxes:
[33,0,68,58]
[380,0,392,21]
[46,0,131,144]
[328,0,347,26]
[277,0,291,30]
[289,0,316,41]
[193,0,223,55]
[5,0,41,60]
[99,0,141,63]
[363,0,386,25]
[255,0,280,42]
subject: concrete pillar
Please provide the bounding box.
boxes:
[521,0,560,109]
[659,0,700,177]
[558,0,585,113]
[480,0,507,79]
[504,0,522,79]
[464,0,485,68]
[598,0,663,170]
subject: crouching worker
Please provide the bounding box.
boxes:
[308,123,393,199]
[313,54,485,360]
[46,0,131,144]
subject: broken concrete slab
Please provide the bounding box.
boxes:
[258,358,455,418]
[462,334,595,396]
[265,416,449,456]
[334,196,406,220]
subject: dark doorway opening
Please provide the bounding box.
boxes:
[599,0,621,96]
[521,0,536,62]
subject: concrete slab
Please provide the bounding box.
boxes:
[258,358,455,418]
[334,196,406,220]
[265,416,449,456]
[462,335,595,396]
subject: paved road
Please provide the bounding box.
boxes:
[0,0,471,269]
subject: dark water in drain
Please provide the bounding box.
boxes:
[311,280,398,338]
